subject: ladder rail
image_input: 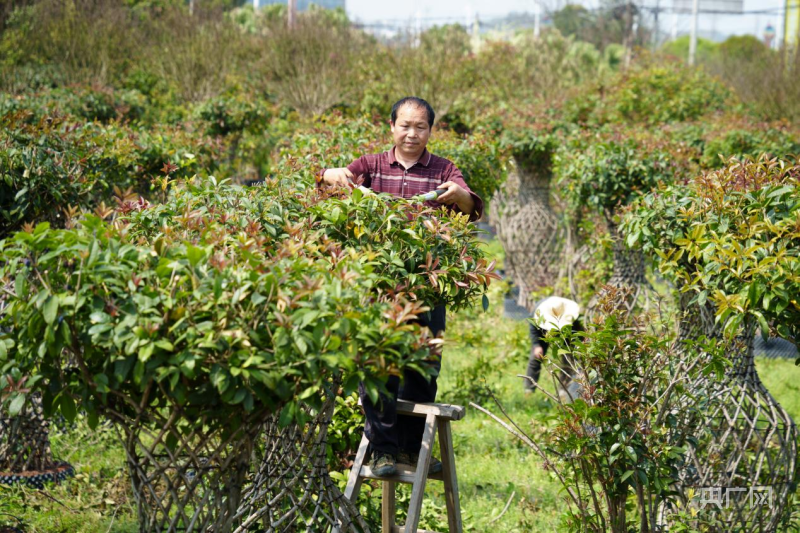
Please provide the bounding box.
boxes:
[343,401,465,533]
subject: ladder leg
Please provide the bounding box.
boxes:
[382,481,396,533]
[405,413,437,533]
[344,431,370,503]
[438,419,463,533]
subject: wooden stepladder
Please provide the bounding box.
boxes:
[344,400,466,533]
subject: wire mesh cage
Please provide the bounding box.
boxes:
[677,326,798,532]
[494,160,564,311]
[584,217,652,323]
[660,301,799,532]
[0,394,74,489]
[234,382,368,533]
[103,397,268,533]
[1,280,72,488]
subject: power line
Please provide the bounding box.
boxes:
[353,1,794,35]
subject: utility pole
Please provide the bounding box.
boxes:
[253,0,259,9]
[288,0,296,29]
[624,1,633,68]
[671,12,678,41]
[415,10,421,47]
[652,0,660,52]
[534,0,540,38]
[689,0,700,66]
[189,0,195,16]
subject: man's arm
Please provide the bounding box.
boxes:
[318,156,370,189]
[434,165,484,221]
[320,168,355,188]
[529,323,548,358]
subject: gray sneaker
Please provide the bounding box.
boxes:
[370,452,397,477]
[397,450,443,475]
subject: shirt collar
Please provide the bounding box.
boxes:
[388,146,432,168]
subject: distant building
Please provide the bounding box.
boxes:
[787,0,800,48]
[257,0,345,10]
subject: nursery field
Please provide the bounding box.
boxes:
[3,1,800,532]
[2,238,799,532]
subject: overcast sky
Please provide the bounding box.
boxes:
[345,0,786,42]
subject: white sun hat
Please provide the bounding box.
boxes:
[533,296,581,331]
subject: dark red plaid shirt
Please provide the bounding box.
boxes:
[335,147,483,222]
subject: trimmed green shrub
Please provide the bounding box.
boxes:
[700,121,799,169]
[556,129,691,216]
[0,110,225,236]
[0,175,498,428]
[624,156,800,349]
[565,61,731,126]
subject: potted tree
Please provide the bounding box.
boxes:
[494,121,564,311]
[558,128,689,319]
[624,156,800,531]
[0,176,497,532]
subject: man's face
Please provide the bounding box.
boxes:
[391,104,431,161]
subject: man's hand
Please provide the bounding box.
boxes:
[533,346,544,360]
[321,168,356,188]
[436,181,475,215]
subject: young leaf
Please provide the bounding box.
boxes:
[43,295,59,325]
[8,394,26,416]
[60,395,77,423]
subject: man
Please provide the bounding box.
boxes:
[525,296,583,400]
[319,96,483,477]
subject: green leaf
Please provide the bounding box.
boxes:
[155,340,175,351]
[87,410,99,430]
[8,394,25,416]
[327,335,341,351]
[60,395,77,423]
[279,403,295,427]
[186,244,204,267]
[165,432,178,452]
[43,295,59,325]
[139,342,154,362]
[697,290,707,307]
[625,445,637,461]
[619,470,634,483]
[211,367,230,394]
[231,388,247,405]
[482,294,489,312]
[755,312,770,340]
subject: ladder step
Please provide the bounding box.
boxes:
[390,526,441,533]
[360,463,444,484]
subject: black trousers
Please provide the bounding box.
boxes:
[526,351,544,391]
[360,305,446,456]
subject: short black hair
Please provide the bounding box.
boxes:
[390,97,435,128]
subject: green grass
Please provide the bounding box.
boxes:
[756,357,800,419]
[0,419,138,532]
[416,278,565,533]
[2,239,800,532]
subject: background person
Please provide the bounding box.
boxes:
[525,296,583,400]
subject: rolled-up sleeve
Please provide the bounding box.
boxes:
[346,156,370,184]
[440,163,484,222]
[316,156,372,189]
